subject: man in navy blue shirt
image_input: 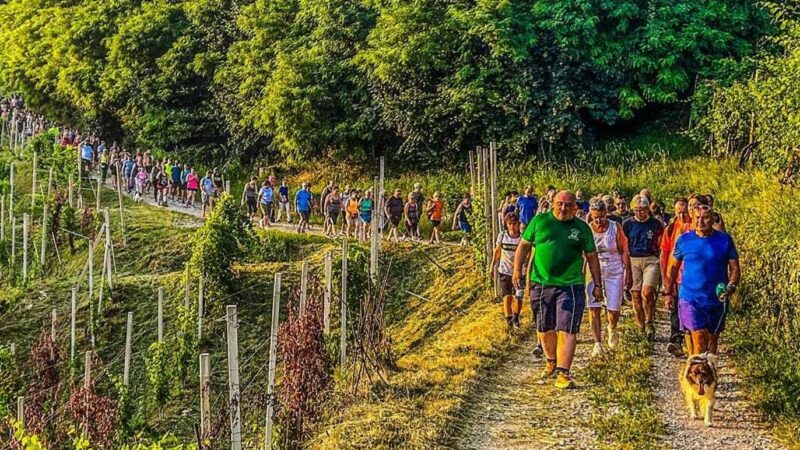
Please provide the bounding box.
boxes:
[277,178,291,223]
[622,195,664,340]
[517,185,538,232]
[663,205,740,355]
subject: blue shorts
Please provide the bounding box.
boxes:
[529,283,585,334]
[459,220,471,233]
[678,300,726,333]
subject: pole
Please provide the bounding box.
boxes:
[158,287,164,343]
[469,149,476,198]
[379,157,385,242]
[200,353,211,440]
[88,241,94,299]
[40,204,48,271]
[11,216,16,270]
[22,214,28,282]
[96,178,101,212]
[299,261,308,314]
[31,152,37,208]
[265,272,281,449]
[198,278,204,339]
[47,167,53,200]
[324,250,332,334]
[1,195,4,240]
[370,177,379,284]
[9,162,14,219]
[226,305,242,450]
[340,240,348,366]
[68,174,73,208]
[123,312,133,386]
[116,170,125,246]
[17,397,24,429]
[84,350,92,389]
[70,287,77,373]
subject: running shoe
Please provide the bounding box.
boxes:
[608,325,619,349]
[532,343,544,358]
[646,322,656,341]
[591,342,603,357]
[554,372,576,389]
[539,360,556,380]
[667,342,685,358]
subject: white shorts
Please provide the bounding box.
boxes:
[586,269,624,312]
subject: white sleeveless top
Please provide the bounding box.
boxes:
[592,220,623,272]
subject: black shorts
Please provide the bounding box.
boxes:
[327,212,339,224]
[246,197,257,214]
[431,220,441,227]
[499,274,514,297]
[390,215,401,226]
[299,210,310,221]
[529,283,585,334]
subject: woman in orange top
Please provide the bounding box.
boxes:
[426,191,446,244]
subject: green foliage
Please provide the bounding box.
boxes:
[0,0,767,166]
[144,341,170,414]
[697,2,800,171]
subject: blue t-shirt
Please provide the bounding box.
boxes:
[201,176,214,194]
[622,217,664,257]
[181,169,190,183]
[279,185,289,202]
[517,196,538,224]
[577,200,589,215]
[295,190,312,212]
[171,166,182,182]
[81,145,93,161]
[674,230,739,306]
[259,186,273,204]
[124,160,135,176]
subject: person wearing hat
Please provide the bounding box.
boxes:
[622,194,664,340]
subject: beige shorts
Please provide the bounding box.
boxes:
[630,256,660,291]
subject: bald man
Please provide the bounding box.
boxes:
[513,191,604,389]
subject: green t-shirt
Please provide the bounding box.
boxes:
[522,212,596,286]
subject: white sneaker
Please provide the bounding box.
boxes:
[608,326,619,349]
[591,342,603,357]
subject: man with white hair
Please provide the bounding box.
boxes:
[513,191,604,389]
[622,194,664,340]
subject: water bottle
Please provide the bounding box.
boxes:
[716,283,728,302]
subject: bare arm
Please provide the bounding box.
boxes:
[618,225,633,289]
[489,242,501,277]
[585,252,603,289]
[728,259,741,286]
[512,240,532,289]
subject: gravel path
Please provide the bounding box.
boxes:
[650,311,784,449]
[451,325,599,450]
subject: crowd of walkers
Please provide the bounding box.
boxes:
[490,187,739,389]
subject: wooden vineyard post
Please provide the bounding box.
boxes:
[22,214,28,282]
[17,396,24,429]
[265,272,281,449]
[299,260,308,314]
[226,305,242,450]
[70,287,77,376]
[469,149,476,198]
[340,240,348,366]
[88,241,94,299]
[96,178,101,212]
[9,162,14,219]
[31,152,37,208]
[198,278,204,339]
[324,250,332,334]
[123,312,133,386]
[370,176,379,284]
[47,167,53,200]
[379,157,385,242]
[10,216,16,271]
[489,142,499,296]
[158,288,164,343]
[116,170,125,246]
[40,204,48,272]
[68,174,73,208]
[104,208,113,289]
[225,180,231,194]
[200,353,211,441]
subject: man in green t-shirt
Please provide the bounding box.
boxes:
[513,191,604,389]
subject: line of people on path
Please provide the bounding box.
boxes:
[490,187,739,390]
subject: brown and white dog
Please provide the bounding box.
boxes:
[679,353,718,427]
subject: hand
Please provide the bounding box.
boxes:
[592,285,604,303]
[662,292,674,309]
[512,271,522,290]
[720,284,736,301]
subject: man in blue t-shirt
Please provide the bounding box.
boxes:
[663,205,740,355]
[517,185,538,231]
[80,142,94,176]
[200,171,215,217]
[294,183,313,233]
[170,163,182,201]
[276,179,291,223]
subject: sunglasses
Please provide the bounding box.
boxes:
[693,205,711,212]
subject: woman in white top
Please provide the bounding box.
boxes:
[586,199,632,355]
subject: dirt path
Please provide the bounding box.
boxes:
[450,326,599,450]
[650,312,784,449]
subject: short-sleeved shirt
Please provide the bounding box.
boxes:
[181,169,191,184]
[495,231,521,276]
[386,197,404,217]
[295,190,312,212]
[259,186,274,204]
[674,230,738,306]
[279,185,289,202]
[201,176,214,194]
[517,196,538,224]
[171,166,182,183]
[622,217,664,257]
[522,212,596,286]
[428,200,443,221]
[81,145,93,161]
[660,218,691,284]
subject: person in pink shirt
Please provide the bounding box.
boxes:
[185,168,200,208]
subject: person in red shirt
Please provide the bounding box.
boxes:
[660,196,691,357]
